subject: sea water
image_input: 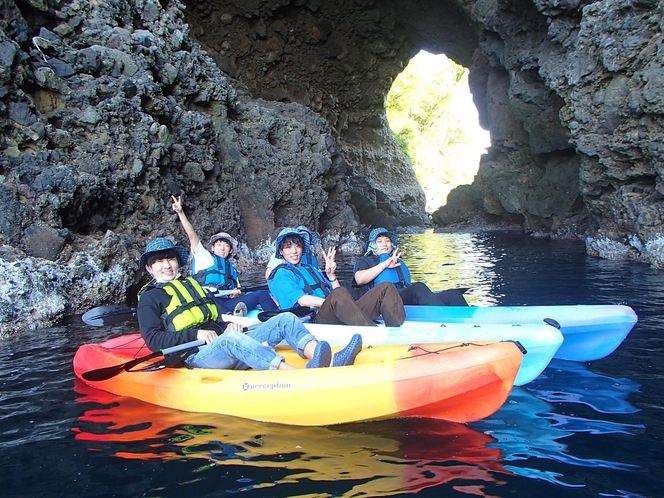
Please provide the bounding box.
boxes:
[0,231,662,497]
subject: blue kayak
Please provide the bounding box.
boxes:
[401,304,637,361]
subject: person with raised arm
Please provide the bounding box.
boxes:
[171,195,277,316]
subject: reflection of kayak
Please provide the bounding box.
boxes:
[527,359,641,414]
[471,361,643,486]
[300,321,562,386]
[73,334,523,425]
[401,304,637,361]
[73,379,510,496]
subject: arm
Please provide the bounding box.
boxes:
[298,294,326,307]
[265,254,279,280]
[171,195,200,252]
[354,248,402,285]
[268,266,312,309]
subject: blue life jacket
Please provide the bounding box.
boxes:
[193,253,239,290]
[301,248,320,269]
[356,253,412,290]
[268,262,331,299]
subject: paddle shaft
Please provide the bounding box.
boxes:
[81,339,204,381]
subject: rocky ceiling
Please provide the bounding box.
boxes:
[181,0,664,266]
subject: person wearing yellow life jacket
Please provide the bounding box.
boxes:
[171,195,278,315]
[267,228,406,327]
[136,237,363,369]
[353,227,469,306]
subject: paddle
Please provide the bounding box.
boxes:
[81,318,273,381]
[82,285,271,326]
[257,306,314,322]
[80,306,315,381]
[81,339,205,381]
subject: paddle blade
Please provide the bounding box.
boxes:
[82,305,136,326]
[81,350,160,382]
[81,363,129,382]
[257,307,314,322]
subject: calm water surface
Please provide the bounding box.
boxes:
[1,232,662,497]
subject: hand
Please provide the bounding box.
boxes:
[230,288,242,298]
[171,195,183,214]
[197,328,218,345]
[385,246,402,268]
[323,246,337,278]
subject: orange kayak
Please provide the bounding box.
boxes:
[73,334,523,425]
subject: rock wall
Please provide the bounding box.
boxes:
[1,0,664,334]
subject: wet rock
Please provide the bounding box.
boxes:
[1,0,664,335]
[23,223,66,261]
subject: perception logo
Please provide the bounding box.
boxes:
[242,382,292,391]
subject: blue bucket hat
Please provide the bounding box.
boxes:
[365,227,398,255]
[295,225,319,246]
[139,237,190,270]
[274,227,307,259]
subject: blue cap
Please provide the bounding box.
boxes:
[139,237,189,269]
[275,227,307,259]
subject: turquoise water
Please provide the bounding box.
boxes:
[0,232,662,497]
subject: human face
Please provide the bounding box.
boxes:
[374,235,393,255]
[147,255,180,283]
[279,241,303,265]
[212,239,232,259]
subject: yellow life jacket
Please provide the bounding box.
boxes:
[139,277,219,331]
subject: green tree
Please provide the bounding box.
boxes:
[387,51,489,212]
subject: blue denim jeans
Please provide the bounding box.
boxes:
[184,313,314,370]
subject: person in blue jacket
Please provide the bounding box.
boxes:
[268,227,406,327]
[264,225,320,279]
[172,195,278,315]
[353,227,468,306]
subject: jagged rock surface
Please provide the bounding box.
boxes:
[1,0,664,335]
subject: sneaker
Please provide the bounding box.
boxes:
[333,334,362,367]
[306,341,332,369]
[233,302,248,317]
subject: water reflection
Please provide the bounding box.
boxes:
[73,379,510,496]
[71,355,645,496]
[396,231,659,309]
[471,359,643,488]
[528,359,641,414]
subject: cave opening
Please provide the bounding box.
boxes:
[386,50,490,214]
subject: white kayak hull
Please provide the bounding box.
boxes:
[302,320,563,386]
